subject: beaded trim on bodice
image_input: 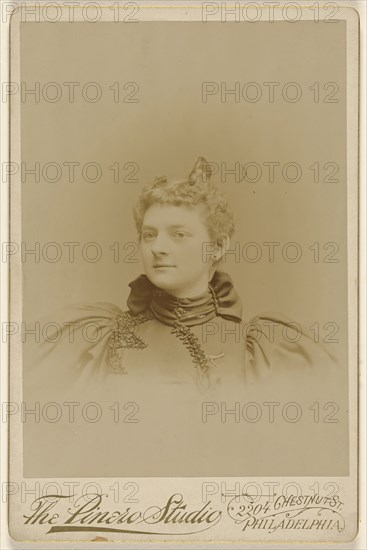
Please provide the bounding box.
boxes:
[108,272,242,388]
[108,310,154,374]
[107,306,224,388]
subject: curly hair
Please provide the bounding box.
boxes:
[133,157,235,243]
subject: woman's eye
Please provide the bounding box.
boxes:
[174,232,187,239]
[142,232,155,241]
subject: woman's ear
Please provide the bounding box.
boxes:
[213,236,230,263]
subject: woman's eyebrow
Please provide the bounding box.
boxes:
[169,224,189,229]
[142,224,190,230]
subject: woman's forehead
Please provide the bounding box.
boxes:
[142,204,206,228]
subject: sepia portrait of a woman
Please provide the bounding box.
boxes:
[7,5,360,544]
[25,156,344,478]
[17,14,350,481]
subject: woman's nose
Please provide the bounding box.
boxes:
[151,233,170,254]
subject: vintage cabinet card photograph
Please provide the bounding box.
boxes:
[0,0,365,547]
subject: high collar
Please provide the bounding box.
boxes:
[127,270,242,327]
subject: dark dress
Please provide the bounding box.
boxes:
[24,270,345,477]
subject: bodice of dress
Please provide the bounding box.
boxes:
[28,270,339,394]
[23,270,347,478]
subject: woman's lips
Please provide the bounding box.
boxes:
[153,264,175,268]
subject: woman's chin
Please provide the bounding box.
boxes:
[146,270,179,290]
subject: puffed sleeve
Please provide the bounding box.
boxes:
[25,302,137,392]
[244,313,339,383]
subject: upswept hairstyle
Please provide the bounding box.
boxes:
[133,157,235,244]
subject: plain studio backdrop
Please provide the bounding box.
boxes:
[18,20,349,476]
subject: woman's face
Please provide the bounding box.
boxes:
[140,204,215,298]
